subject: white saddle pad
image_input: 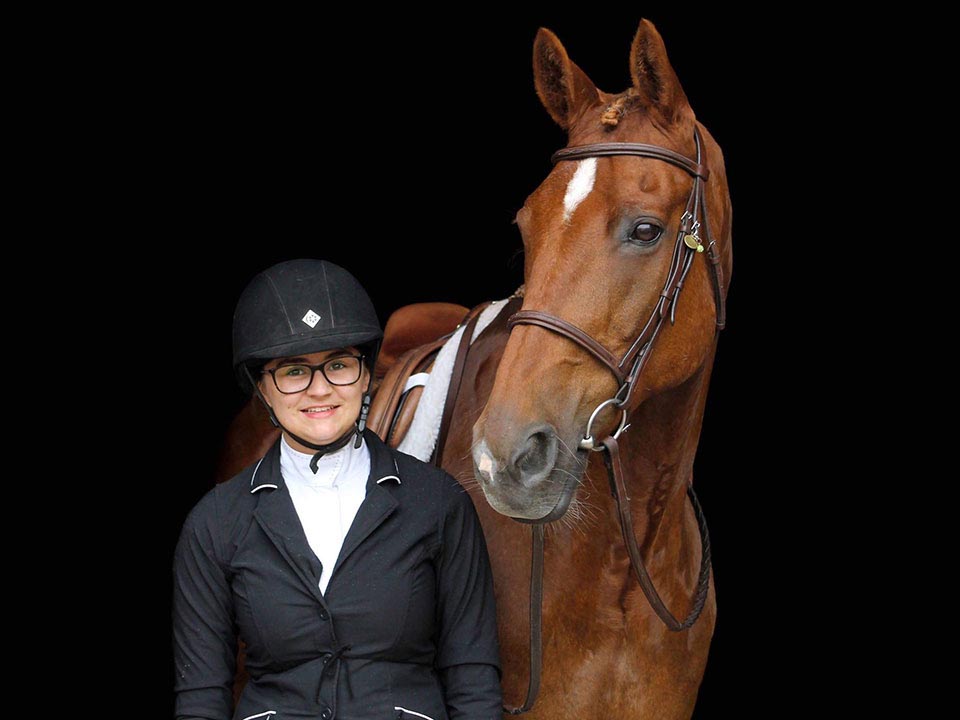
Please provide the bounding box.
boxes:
[396,299,510,461]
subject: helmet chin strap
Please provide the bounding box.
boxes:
[354,392,372,449]
[243,366,373,474]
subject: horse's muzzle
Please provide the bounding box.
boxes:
[472,422,581,521]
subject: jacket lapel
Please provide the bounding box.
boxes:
[251,442,326,605]
[331,432,400,579]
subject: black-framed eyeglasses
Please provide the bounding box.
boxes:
[262,355,365,394]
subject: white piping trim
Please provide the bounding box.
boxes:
[249,456,272,493]
[240,712,277,720]
[377,462,402,485]
[394,707,435,720]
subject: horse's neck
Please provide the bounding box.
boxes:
[597,351,717,557]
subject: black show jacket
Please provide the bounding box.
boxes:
[173,430,501,720]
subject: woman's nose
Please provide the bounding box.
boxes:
[305,368,334,394]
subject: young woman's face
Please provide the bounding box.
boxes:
[259,347,368,452]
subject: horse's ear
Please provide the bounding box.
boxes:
[629,19,691,124]
[533,27,601,130]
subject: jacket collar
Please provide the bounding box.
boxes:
[363,429,403,489]
[249,430,402,494]
[248,430,403,602]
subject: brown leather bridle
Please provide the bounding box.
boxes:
[511,127,726,436]
[502,128,725,714]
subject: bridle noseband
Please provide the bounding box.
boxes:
[501,128,724,715]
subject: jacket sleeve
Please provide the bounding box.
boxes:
[172,488,236,719]
[435,476,502,720]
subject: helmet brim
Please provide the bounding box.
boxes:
[240,326,383,364]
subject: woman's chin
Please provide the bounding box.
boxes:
[287,425,353,450]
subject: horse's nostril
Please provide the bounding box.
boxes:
[513,426,558,485]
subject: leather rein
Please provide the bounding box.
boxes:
[500,128,725,714]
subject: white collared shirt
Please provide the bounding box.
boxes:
[280,435,370,595]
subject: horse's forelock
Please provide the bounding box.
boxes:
[600,89,640,127]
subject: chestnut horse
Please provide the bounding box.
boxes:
[218,18,731,719]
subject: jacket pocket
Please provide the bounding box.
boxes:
[394,706,436,720]
[240,712,277,720]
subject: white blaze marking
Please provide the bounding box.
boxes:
[478,452,493,476]
[475,440,498,482]
[562,158,597,222]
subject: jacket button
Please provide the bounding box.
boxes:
[319,608,329,620]
[320,707,333,720]
[321,652,332,665]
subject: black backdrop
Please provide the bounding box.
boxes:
[147,8,801,716]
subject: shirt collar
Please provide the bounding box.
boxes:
[280,435,351,489]
[250,430,402,494]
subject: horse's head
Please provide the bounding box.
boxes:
[472,19,732,521]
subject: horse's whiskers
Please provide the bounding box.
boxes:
[555,435,588,472]
[453,469,481,488]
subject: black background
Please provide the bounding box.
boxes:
[142,7,810,716]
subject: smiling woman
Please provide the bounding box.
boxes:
[172,260,503,719]
[258,351,368,451]
[258,351,368,448]
[229,260,385,462]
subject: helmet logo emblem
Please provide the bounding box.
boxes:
[301,310,321,328]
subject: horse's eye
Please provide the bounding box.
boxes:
[629,221,663,245]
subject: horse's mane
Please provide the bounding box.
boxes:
[601,89,640,126]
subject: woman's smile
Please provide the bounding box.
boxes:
[301,404,339,417]
[259,348,367,452]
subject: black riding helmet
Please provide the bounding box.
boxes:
[232,259,383,464]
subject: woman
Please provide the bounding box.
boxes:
[173,259,502,720]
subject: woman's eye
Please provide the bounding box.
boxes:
[629,221,663,245]
[327,361,346,371]
[280,366,307,377]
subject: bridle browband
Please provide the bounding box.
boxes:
[501,127,724,715]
